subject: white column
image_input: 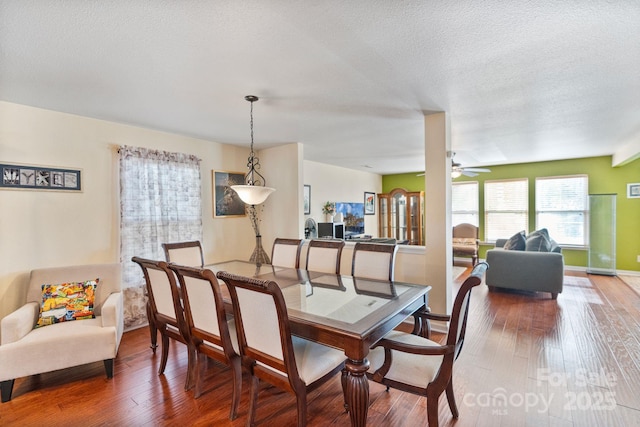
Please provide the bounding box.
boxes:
[424,112,453,315]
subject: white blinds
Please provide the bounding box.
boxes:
[536,175,588,245]
[484,178,528,241]
[452,181,479,226]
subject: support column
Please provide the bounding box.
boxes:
[424,112,453,315]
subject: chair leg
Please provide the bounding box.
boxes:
[296,393,308,427]
[229,356,242,420]
[445,379,459,418]
[194,352,206,398]
[1,379,14,403]
[158,333,170,375]
[103,359,115,378]
[146,302,158,353]
[184,344,196,391]
[427,390,440,427]
[248,375,260,427]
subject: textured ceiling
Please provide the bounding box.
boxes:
[1,1,639,174]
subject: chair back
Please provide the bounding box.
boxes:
[306,239,345,274]
[162,240,204,267]
[453,223,478,239]
[216,272,300,383]
[271,238,303,269]
[169,265,237,357]
[131,257,184,330]
[447,262,488,360]
[351,242,398,281]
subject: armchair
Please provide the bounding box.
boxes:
[452,223,479,266]
[0,263,123,402]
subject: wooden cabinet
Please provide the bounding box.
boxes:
[377,188,424,245]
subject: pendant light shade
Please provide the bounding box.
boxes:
[231,184,275,205]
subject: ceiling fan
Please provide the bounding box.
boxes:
[451,154,491,178]
[416,153,491,178]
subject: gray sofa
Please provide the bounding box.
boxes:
[485,236,564,299]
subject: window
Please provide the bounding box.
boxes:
[452,181,479,227]
[484,178,528,241]
[119,145,202,329]
[536,175,588,246]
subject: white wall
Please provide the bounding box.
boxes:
[0,101,255,324]
[303,160,382,237]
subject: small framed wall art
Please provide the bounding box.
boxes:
[212,170,247,217]
[304,185,311,214]
[364,192,375,215]
[1,162,82,191]
[627,183,640,199]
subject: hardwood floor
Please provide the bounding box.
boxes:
[2,270,640,426]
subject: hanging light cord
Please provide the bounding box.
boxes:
[245,95,266,187]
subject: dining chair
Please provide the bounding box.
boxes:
[366,262,489,427]
[131,257,195,391]
[162,240,204,267]
[169,264,242,420]
[305,239,345,274]
[271,238,304,269]
[216,271,346,427]
[351,242,398,281]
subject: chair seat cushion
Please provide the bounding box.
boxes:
[368,330,444,390]
[292,336,345,385]
[0,317,118,381]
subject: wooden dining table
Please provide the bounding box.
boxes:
[205,260,431,427]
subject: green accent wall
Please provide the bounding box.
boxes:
[382,156,640,271]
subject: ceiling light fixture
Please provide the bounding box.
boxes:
[231,95,275,266]
[231,95,276,205]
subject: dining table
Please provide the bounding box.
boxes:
[205,260,431,427]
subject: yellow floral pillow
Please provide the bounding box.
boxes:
[35,279,99,328]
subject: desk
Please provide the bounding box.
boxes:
[207,260,430,427]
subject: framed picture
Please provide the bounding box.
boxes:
[1,162,82,192]
[628,183,640,199]
[364,192,375,215]
[212,170,246,217]
[303,185,311,214]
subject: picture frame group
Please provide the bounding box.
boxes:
[1,162,82,191]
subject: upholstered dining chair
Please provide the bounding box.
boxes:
[367,262,489,427]
[351,242,398,281]
[271,238,304,269]
[169,265,242,420]
[131,257,195,391]
[305,239,345,274]
[162,240,204,267]
[216,271,346,427]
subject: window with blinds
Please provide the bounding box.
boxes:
[536,175,588,246]
[452,181,479,227]
[484,178,528,241]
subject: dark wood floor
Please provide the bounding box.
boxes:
[2,270,640,426]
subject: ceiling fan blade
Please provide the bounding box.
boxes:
[462,167,491,173]
[416,172,425,176]
[462,171,479,177]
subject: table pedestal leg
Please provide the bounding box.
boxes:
[344,358,370,427]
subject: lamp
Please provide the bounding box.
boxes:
[231,95,276,266]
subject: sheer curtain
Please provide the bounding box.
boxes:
[119,145,202,329]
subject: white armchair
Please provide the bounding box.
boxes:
[0,263,123,402]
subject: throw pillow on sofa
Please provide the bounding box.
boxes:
[503,230,526,250]
[525,228,551,252]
